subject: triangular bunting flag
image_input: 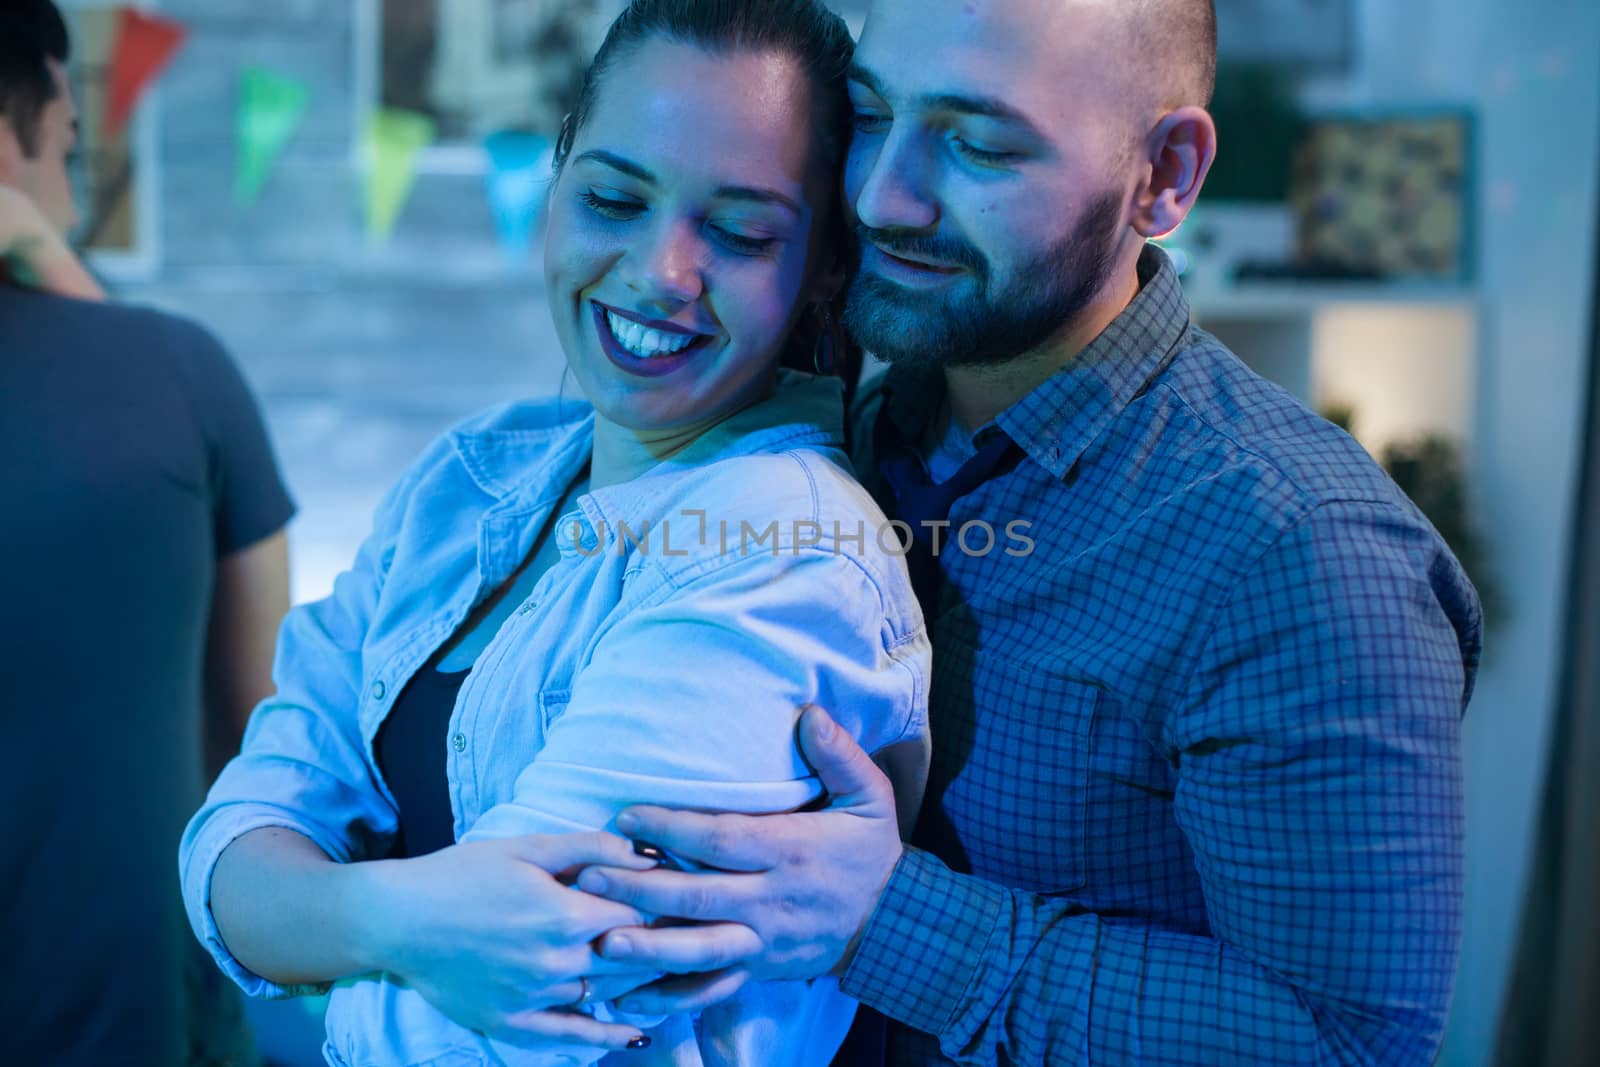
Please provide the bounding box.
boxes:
[364,109,436,241]
[235,68,309,205]
[483,130,553,267]
[104,7,187,139]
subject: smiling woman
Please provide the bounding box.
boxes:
[178,2,930,1066]
[545,41,827,437]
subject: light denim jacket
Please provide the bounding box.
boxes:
[179,372,931,1067]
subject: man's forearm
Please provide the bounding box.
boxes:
[201,711,248,785]
[204,531,292,783]
[842,848,1451,1066]
[1,235,104,300]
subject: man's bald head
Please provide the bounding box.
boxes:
[1004,0,1218,134]
[1128,0,1217,109]
[844,0,1221,374]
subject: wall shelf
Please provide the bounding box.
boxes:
[1183,278,1481,460]
[1187,281,1477,319]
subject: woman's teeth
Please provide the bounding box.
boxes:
[605,310,699,358]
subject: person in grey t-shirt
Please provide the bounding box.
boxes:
[1,3,295,1062]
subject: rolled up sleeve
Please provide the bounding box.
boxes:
[178,460,427,999]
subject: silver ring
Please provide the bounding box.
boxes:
[573,976,595,1012]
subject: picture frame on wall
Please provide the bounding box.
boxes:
[1290,107,1476,283]
[354,0,621,172]
[60,0,163,279]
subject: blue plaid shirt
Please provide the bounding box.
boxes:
[838,247,1481,1066]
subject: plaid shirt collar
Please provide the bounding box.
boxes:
[880,244,1191,480]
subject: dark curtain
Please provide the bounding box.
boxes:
[1494,170,1600,1067]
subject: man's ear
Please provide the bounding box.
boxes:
[1130,106,1217,239]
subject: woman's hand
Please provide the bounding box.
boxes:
[0,186,103,301]
[362,832,664,1050]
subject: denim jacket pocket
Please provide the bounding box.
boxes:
[326,1040,489,1067]
[326,978,498,1067]
[538,688,571,732]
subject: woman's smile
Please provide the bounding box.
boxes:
[589,299,716,379]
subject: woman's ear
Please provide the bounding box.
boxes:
[1130,106,1218,239]
[554,111,576,167]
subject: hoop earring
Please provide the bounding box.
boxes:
[812,305,836,376]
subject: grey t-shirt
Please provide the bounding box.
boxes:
[0,286,294,1065]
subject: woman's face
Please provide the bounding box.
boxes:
[545,38,831,434]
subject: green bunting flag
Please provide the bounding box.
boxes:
[364,109,436,241]
[234,68,309,205]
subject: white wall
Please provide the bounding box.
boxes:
[1327,1,1600,1062]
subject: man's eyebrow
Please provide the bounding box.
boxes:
[848,62,1046,139]
[573,149,655,183]
[847,62,888,99]
[921,92,1042,134]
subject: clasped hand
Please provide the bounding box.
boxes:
[573,706,906,1015]
[369,833,660,1050]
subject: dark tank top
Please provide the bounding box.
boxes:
[375,666,471,858]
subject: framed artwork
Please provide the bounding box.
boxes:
[1290,108,1475,281]
[356,0,622,170]
[59,1,163,278]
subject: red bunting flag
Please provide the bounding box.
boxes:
[103,7,187,139]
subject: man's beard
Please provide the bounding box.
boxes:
[842,190,1124,370]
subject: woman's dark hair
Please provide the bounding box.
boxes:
[553,0,860,386]
[0,0,70,158]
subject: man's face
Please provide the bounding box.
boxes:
[842,0,1139,370]
[0,60,80,235]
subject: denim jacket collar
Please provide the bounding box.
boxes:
[449,369,848,508]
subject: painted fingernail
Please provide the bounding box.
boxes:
[615,811,640,834]
[632,841,666,862]
[604,934,633,959]
[627,1036,651,1050]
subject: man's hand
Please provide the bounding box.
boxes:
[576,706,904,1015]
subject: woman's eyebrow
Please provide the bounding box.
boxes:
[575,149,655,183]
[577,149,800,217]
[711,185,802,218]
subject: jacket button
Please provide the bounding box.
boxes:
[372,681,386,701]
[452,733,467,752]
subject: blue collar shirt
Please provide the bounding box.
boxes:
[841,247,1481,1066]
